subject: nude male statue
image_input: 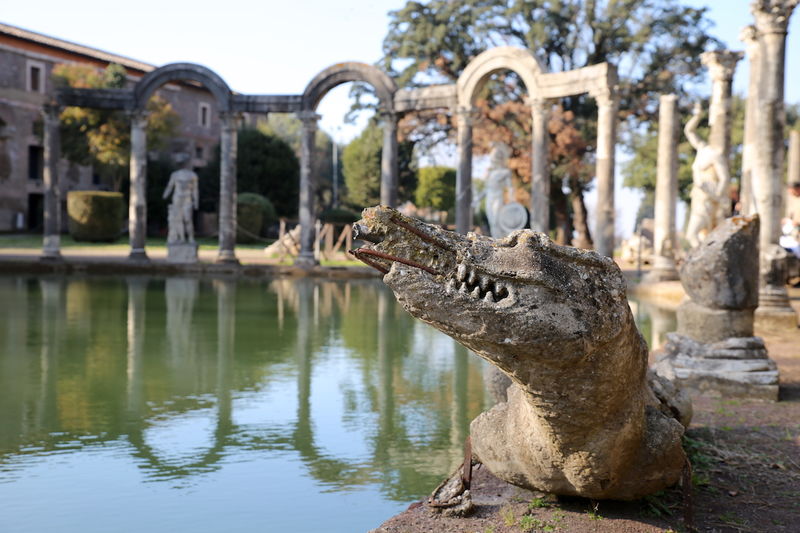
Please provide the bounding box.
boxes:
[473,142,513,238]
[163,155,199,244]
[684,102,730,248]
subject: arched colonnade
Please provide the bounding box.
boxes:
[43,48,619,265]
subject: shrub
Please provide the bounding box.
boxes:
[415,166,456,211]
[237,193,275,243]
[67,191,125,242]
[319,207,360,225]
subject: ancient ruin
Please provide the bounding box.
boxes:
[655,216,779,401]
[351,206,691,500]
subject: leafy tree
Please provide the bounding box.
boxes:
[366,0,720,240]
[53,63,178,192]
[342,119,417,209]
[415,166,456,211]
[199,128,299,217]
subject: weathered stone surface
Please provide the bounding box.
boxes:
[351,206,689,501]
[679,215,760,310]
[655,333,778,401]
[676,301,754,343]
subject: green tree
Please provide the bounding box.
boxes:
[368,0,720,241]
[53,63,178,191]
[415,166,456,211]
[342,119,418,209]
[199,128,299,217]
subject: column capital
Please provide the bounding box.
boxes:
[126,109,150,128]
[740,24,759,49]
[378,108,398,121]
[591,87,619,109]
[751,0,798,35]
[297,110,321,128]
[526,96,550,113]
[219,111,242,131]
[454,106,479,126]
[701,50,744,82]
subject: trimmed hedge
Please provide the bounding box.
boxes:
[67,191,125,242]
[237,193,276,243]
[319,207,360,225]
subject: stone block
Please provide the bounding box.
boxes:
[167,242,198,264]
[677,300,754,343]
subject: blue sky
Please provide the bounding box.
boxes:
[4,1,799,236]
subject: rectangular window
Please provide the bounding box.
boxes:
[195,146,203,159]
[28,146,43,181]
[27,60,45,93]
[199,103,210,128]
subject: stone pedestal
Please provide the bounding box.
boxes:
[167,242,198,264]
[654,215,779,401]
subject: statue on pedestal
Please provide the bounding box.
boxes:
[685,102,730,248]
[163,154,199,263]
[473,142,526,238]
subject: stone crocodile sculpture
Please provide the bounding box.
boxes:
[350,206,691,501]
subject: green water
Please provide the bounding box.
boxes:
[0,276,492,533]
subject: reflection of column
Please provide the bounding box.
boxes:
[37,279,63,429]
[165,277,198,362]
[740,25,761,215]
[593,89,619,257]
[752,0,798,324]
[128,110,149,261]
[380,111,399,207]
[217,112,239,264]
[296,111,320,267]
[215,279,235,438]
[455,107,476,234]
[41,104,62,261]
[647,304,677,355]
[451,342,469,447]
[701,50,743,218]
[294,279,313,445]
[377,289,395,450]
[529,97,550,233]
[126,277,147,414]
[645,95,680,282]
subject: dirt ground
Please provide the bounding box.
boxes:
[372,312,800,533]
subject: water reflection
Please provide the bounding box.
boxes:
[0,275,489,531]
[629,297,678,356]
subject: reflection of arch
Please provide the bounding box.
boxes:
[134,63,232,111]
[301,62,397,112]
[456,46,543,107]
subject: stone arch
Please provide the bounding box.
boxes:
[301,62,397,111]
[456,46,543,107]
[133,62,232,111]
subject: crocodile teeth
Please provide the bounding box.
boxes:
[457,264,467,281]
[459,282,469,294]
[467,270,477,285]
[483,291,494,303]
[471,286,481,299]
[446,279,456,293]
[479,276,489,291]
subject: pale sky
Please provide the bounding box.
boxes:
[4,0,799,237]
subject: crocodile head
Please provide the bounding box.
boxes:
[350,206,634,378]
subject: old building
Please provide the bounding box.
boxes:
[0,22,220,231]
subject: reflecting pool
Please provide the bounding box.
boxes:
[0,276,493,533]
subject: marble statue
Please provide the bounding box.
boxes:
[473,142,513,238]
[163,155,199,244]
[685,102,730,248]
[351,206,691,501]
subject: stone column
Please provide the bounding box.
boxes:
[380,110,399,207]
[217,112,239,264]
[789,130,800,185]
[455,107,476,234]
[529,97,550,233]
[740,25,761,215]
[701,50,743,218]
[41,104,62,261]
[128,110,148,261]
[593,89,619,258]
[751,0,798,327]
[645,94,680,283]
[296,110,320,267]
